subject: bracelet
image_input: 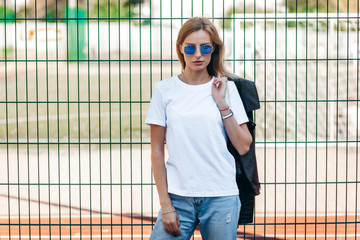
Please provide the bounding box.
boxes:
[161,210,177,215]
[219,106,230,111]
[222,110,233,120]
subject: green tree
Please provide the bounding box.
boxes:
[0,5,15,23]
[286,0,358,13]
[90,0,143,20]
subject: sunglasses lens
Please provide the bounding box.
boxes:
[184,45,196,55]
[201,45,213,55]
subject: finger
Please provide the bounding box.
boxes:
[176,217,181,235]
[163,223,170,235]
[213,79,221,88]
[218,77,228,85]
[165,212,181,236]
[162,215,180,236]
[220,76,228,82]
[172,221,181,236]
[177,216,180,227]
[165,223,174,235]
[167,222,178,236]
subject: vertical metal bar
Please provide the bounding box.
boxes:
[356,1,359,238]
[129,1,134,236]
[181,0,184,24]
[191,0,193,17]
[294,0,298,236]
[325,0,329,236]
[66,0,73,238]
[35,0,41,236]
[304,1,308,238]
[263,0,267,237]
[45,0,52,238]
[139,1,144,237]
[56,0,62,237]
[315,0,319,237]
[285,0,288,238]
[25,0,32,237]
[243,0,245,76]
[85,1,91,239]
[88,1,93,238]
[14,0,21,238]
[4,0,10,237]
[149,0,154,229]
[295,0,298,237]
[202,0,204,17]
[253,1,256,77]
[221,0,224,76]
[335,0,339,237]
[77,0,83,239]
[232,0,235,74]
[345,1,350,237]
[170,0,173,77]
[108,1,113,239]
[160,0,162,83]
[274,1,278,237]
[117,0,123,237]
[97,0,103,238]
[252,1,256,237]
[233,0,236,73]
[88,2,92,238]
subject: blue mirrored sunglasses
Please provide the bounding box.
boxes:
[183,44,213,55]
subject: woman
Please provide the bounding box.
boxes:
[145,17,252,240]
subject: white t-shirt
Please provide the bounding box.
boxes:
[145,75,249,197]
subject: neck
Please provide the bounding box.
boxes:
[181,68,211,85]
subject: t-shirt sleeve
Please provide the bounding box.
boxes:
[227,81,249,125]
[145,84,166,127]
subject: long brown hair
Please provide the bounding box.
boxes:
[176,17,231,77]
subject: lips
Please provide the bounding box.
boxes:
[193,61,203,65]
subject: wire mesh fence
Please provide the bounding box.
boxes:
[0,0,359,239]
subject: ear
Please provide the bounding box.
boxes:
[179,45,184,55]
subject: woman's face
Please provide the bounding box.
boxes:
[180,29,214,73]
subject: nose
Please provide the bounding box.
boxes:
[194,46,202,57]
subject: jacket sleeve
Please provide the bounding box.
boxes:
[228,77,260,195]
[227,77,261,224]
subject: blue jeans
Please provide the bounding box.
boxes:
[150,194,241,240]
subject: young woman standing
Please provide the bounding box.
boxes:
[145,17,252,240]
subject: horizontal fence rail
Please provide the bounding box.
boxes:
[0,0,359,239]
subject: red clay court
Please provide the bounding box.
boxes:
[1,213,359,239]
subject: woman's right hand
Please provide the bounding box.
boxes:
[161,206,181,236]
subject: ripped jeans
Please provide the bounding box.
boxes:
[150,193,241,240]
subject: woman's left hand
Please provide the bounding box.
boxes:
[212,76,228,109]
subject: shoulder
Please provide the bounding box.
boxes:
[228,80,236,89]
[154,75,178,91]
[228,77,257,94]
[228,77,260,112]
[227,80,238,95]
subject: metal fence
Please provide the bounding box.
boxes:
[0,0,359,239]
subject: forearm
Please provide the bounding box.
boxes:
[212,78,252,155]
[151,150,173,209]
[219,105,252,155]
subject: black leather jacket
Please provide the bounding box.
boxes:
[227,77,261,224]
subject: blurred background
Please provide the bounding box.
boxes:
[0,0,359,238]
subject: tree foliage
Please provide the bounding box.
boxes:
[286,0,358,13]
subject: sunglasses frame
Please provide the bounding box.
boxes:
[183,44,213,55]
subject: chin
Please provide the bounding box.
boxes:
[190,65,208,72]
